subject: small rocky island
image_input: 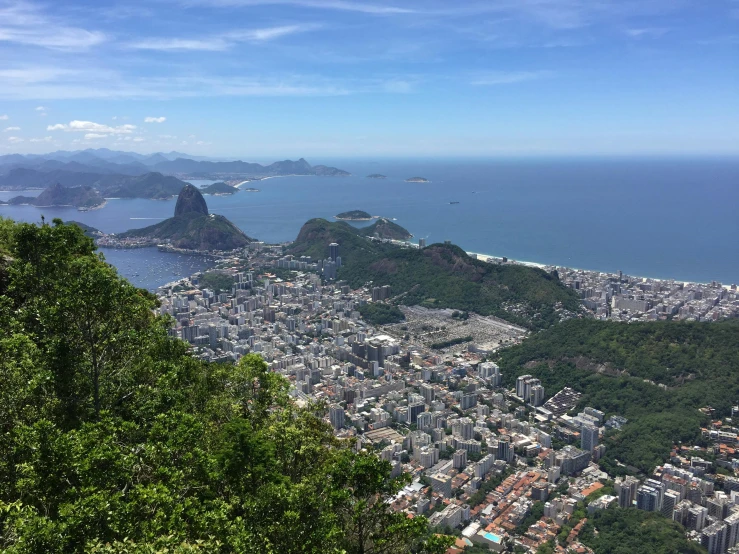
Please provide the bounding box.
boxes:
[200,182,238,195]
[335,210,374,221]
[366,174,387,179]
[405,177,430,183]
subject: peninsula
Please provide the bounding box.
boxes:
[114,184,253,251]
[405,176,429,182]
[335,210,374,221]
[8,183,105,210]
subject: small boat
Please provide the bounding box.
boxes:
[449,201,460,205]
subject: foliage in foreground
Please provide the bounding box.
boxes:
[0,217,452,554]
[497,318,739,473]
[580,507,706,554]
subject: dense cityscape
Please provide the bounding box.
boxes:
[152,238,739,554]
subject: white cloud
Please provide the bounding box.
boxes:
[133,137,145,142]
[47,120,137,134]
[35,106,46,111]
[29,136,51,142]
[4,126,21,132]
[128,38,228,51]
[195,0,414,15]
[625,27,669,38]
[471,70,553,85]
[84,133,106,139]
[159,134,176,139]
[7,136,24,143]
[0,114,7,120]
[128,24,318,52]
[0,1,105,50]
[144,116,166,123]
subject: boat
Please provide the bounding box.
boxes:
[449,201,460,205]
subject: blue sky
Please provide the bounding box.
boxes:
[0,0,737,157]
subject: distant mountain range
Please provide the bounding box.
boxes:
[0,149,350,200]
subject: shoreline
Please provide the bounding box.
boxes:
[465,250,736,289]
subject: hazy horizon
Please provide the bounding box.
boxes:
[0,0,737,158]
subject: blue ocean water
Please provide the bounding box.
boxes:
[1,158,737,287]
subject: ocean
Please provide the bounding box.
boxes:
[1,157,737,289]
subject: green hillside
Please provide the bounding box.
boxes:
[289,219,580,329]
[496,318,739,473]
[119,212,252,250]
[0,216,452,554]
[357,218,413,240]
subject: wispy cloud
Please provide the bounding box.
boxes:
[624,27,669,38]
[191,0,414,15]
[29,136,51,142]
[4,126,21,131]
[144,116,167,123]
[128,38,228,51]
[128,24,318,51]
[0,0,105,50]
[84,133,106,139]
[0,115,7,120]
[7,136,24,143]
[696,35,739,46]
[47,120,137,134]
[471,70,554,85]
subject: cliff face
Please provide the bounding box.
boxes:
[174,184,209,216]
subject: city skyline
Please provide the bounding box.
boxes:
[0,0,737,157]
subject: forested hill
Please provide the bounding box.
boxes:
[496,318,739,474]
[290,218,581,329]
[0,216,451,554]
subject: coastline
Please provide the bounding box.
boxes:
[465,250,736,289]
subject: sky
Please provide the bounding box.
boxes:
[0,0,737,158]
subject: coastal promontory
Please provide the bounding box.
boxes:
[118,184,252,251]
[9,183,105,210]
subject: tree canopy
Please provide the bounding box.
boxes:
[0,217,452,554]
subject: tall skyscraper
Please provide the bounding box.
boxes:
[581,424,599,452]
[329,242,339,262]
[329,404,345,430]
[419,238,426,248]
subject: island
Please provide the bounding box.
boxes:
[335,210,374,221]
[366,174,387,179]
[200,181,238,195]
[9,183,105,210]
[405,177,429,183]
[114,184,253,251]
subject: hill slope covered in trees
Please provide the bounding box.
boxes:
[289,218,581,329]
[496,318,739,473]
[0,216,451,554]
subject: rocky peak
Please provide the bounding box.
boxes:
[174,184,208,217]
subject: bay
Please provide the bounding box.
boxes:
[1,158,737,286]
